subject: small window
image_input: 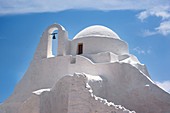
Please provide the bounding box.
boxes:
[70,56,76,64]
[77,43,83,55]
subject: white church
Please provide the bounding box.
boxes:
[0,23,170,113]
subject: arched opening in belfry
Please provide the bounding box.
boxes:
[51,30,58,56]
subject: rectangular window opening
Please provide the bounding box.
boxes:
[77,43,83,55]
[70,56,76,64]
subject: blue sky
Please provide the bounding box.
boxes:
[0,0,170,103]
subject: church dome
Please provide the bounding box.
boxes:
[73,25,120,40]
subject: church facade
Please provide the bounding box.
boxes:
[1,23,170,113]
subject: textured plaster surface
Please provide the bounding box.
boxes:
[37,73,135,113]
[67,73,135,113]
[1,24,170,113]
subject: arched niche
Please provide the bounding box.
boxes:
[34,23,68,59]
[51,30,58,56]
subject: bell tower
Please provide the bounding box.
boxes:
[34,23,69,59]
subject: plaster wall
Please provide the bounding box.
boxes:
[1,54,170,113]
[119,54,150,77]
[5,56,70,103]
[110,52,119,62]
[91,62,170,113]
[68,55,97,75]
[1,24,170,113]
[84,52,118,63]
[39,74,135,113]
[40,76,71,113]
[57,30,69,56]
[70,37,129,56]
[18,94,39,113]
[4,54,98,105]
[67,73,135,113]
[118,54,130,61]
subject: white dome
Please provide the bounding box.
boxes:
[73,25,120,40]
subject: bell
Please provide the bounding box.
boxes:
[51,32,57,39]
[52,35,56,39]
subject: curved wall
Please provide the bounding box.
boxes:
[70,37,129,56]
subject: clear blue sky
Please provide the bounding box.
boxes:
[0,1,170,103]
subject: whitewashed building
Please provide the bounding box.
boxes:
[0,23,170,113]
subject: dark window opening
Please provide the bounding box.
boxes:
[77,43,83,55]
[70,56,76,64]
